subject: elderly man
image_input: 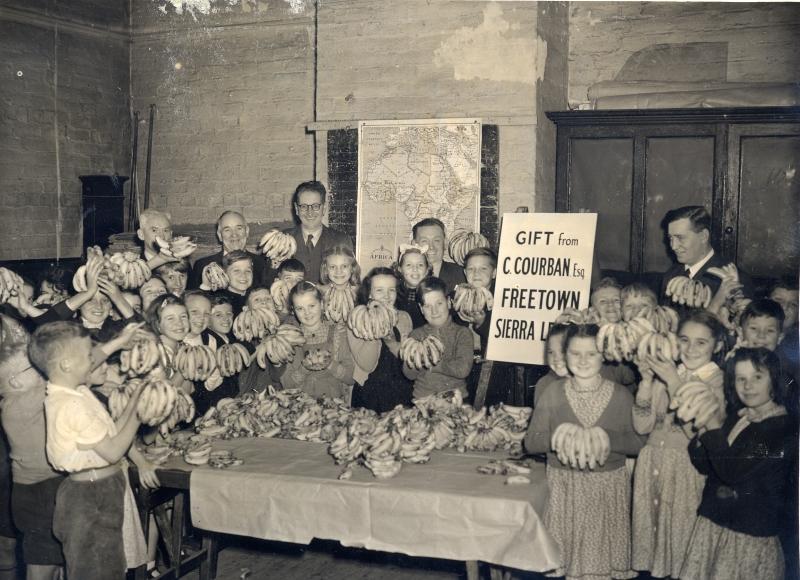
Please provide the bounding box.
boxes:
[189,211,274,289]
[659,205,752,301]
[412,218,466,291]
[284,181,352,284]
[137,209,176,271]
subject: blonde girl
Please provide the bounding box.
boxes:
[525,323,643,580]
[395,245,432,329]
[632,310,727,577]
[320,245,361,289]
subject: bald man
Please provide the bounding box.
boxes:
[188,211,275,289]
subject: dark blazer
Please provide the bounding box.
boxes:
[436,261,467,294]
[690,413,797,537]
[659,251,754,303]
[284,225,352,284]
[189,249,274,290]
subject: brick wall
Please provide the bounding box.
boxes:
[0,1,129,260]
[129,0,315,227]
[569,2,800,106]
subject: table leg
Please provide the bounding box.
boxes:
[153,502,176,564]
[171,493,185,577]
[200,533,219,580]
[465,560,480,580]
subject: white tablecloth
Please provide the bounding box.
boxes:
[178,437,560,573]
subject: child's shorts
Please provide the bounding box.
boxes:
[53,469,126,580]
[11,476,65,566]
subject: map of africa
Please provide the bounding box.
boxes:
[356,119,481,274]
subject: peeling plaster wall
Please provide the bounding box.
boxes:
[568,2,800,106]
[316,0,548,217]
[130,0,315,225]
[0,0,130,260]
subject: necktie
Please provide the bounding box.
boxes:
[306,234,314,251]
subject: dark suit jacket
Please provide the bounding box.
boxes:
[659,251,754,304]
[436,260,467,293]
[188,249,274,290]
[284,225,352,284]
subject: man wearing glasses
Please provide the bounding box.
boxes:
[285,181,352,284]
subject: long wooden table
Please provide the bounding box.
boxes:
[136,437,560,579]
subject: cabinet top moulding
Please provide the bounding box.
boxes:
[546,107,800,126]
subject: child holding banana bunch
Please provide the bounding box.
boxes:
[631,309,727,578]
[278,282,355,401]
[349,267,413,412]
[402,277,474,399]
[681,348,795,580]
[525,323,643,580]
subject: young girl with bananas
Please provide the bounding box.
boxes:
[319,245,360,325]
[631,310,726,578]
[680,348,794,580]
[278,282,355,401]
[395,245,432,329]
[525,323,643,580]
[144,295,194,397]
[349,267,413,412]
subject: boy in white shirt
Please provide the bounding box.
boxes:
[29,322,146,580]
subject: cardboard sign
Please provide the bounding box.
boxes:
[485,213,597,365]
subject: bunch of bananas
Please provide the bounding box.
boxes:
[635,305,680,334]
[0,267,23,304]
[137,378,179,426]
[155,236,197,259]
[72,247,121,292]
[269,279,290,314]
[399,335,445,370]
[108,379,142,420]
[302,348,332,371]
[119,337,164,377]
[108,252,152,289]
[323,285,356,323]
[597,318,657,362]
[255,323,306,367]
[202,262,230,291]
[232,306,280,342]
[461,405,527,452]
[707,264,750,327]
[174,344,218,381]
[555,307,602,326]
[447,230,490,267]
[668,380,721,427]
[183,439,213,465]
[666,276,712,308]
[215,343,252,377]
[636,331,680,363]
[452,284,493,323]
[551,423,611,470]
[158,389,196,437]
[258,229,297,268]
[347,300,398,340]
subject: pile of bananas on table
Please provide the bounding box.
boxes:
[141,432,242,468]
[191,387,532,479]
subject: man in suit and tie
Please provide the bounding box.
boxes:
[284,181,352,284]
[412,218,466,292]
[188,211,275,289]
[659,205,752,302]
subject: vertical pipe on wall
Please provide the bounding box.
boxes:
[311,0,319,180]
[53,25,62,261]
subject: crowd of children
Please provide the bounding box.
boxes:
[0,197,796,580]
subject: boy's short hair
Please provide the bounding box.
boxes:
[222,250,253,270]
[183,289,210,302]
[155,259,190,275]
[139,209,172,229]
[415,276,449,306]
[42,264,72,295]
[292,181,327,206]
[208,291,233,309]
[593,277,621,292]
[464,247,497,269]
[412,218,446,239]
[662,205,711,234]
[740,298,785,329]
[770,275,798,294]
[621,282,657,303]
[563,323,600,352]
[28,321,89,376]
[277,258,305,276]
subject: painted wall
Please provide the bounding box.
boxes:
[0,1,129,260]
[569,2,800,106]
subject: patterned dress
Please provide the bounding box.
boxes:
[631,362,724,578]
